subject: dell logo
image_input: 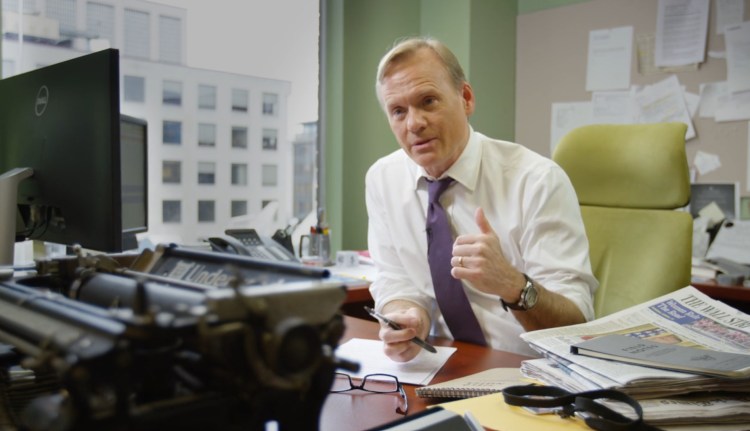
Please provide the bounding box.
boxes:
[35,85,49,116]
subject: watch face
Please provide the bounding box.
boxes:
[524,284,538,309]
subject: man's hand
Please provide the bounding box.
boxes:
[450,207,524,301]
[378,302,430,362]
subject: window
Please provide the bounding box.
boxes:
[198,84,217,110]
[262,93,278,116]
[86,2,115,45]
[232,88,249,112]
[262,164,278,186]
[2,59,15,78]
[163,121,182,144]
[262,128,278,150]
[163,200,181,223]
[197,162,216,184]
[124,9,150,59]
[163,80,182,106]
[46,0,77,35]
[159,15,182,64]
[162,160,181,184]
[198,123,216,147]
[232,126,248,148]
[124,75,145,102]
[231,200,248,217]
[198,200,215,222]
[231,163,248,185]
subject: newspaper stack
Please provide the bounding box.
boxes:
[520,286,750,426]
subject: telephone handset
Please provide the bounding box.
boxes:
[208,228,298,262]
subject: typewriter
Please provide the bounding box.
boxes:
[0,243,354,431]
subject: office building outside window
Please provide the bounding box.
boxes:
[198,200,215,222]
[231,200,248,217]
[162,160,181,184]
[231,126,247,149]
[163,200,181,223]
[3,0,312,245]
[163,80,182,105]
[45,0,76,35]
[124,75,145,102]
[231,163,248,186]
[159,15,181,64]
[197,162,216,185]
[86,2,115,44]
[198,123,216,147]
[262,164,277,187]
[262,128,278,150]
[163,120,182,144]
[232,88,249,112]
[262,93,278,116]
[198,84,216,110]
[124,9,150,59]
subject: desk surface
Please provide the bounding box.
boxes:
[691,281,750,313]
[320,316,531,431]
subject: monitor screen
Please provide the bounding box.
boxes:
[0,49,139,258]
[120,114,148,248]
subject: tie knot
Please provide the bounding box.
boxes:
[428,177,454,204]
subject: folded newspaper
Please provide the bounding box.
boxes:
[519,286,750,425]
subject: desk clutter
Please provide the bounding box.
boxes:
[393,286,750,430]
[0,244,353,430]
[516,286,750,429]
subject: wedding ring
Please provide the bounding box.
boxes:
[458,256,464,267]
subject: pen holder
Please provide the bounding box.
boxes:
[299,232,331,266]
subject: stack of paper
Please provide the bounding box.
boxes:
[518,286,750,426]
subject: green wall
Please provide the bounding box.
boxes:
[324,0,517,252]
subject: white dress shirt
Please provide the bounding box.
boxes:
[365,128,598,357]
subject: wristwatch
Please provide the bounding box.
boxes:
[501,273,538,311]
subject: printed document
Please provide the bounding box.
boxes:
[335,338,456,385]
[655,0,710,67]
[586,26,633,91]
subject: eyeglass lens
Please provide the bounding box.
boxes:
[331,373,399,393]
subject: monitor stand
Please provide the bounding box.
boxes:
[0,167,33,280]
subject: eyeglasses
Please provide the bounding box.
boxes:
[330,373,408,414]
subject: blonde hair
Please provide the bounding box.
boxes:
[375,36,466,106]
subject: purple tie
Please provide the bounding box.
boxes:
[426,178,486,346]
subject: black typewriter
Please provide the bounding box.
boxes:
[0,244,356,431]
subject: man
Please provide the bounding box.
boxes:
[366,36,598,362]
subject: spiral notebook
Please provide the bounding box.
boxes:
[415,368,523,399]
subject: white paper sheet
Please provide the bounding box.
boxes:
[586,26,633,91]
[335,338,456,385]
[705,220,750,264]
[655,0,710,67]
[715,89,750,122]
[716,0,745,35]
[693,150,722,176]
[549,102,593,154]
[591,91,635,124]
[631,75,695,139]
[725,21,750,94]
[698,81,728,118]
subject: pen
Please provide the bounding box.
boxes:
[364,306,437,354]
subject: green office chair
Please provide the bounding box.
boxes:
[553,123,692,317]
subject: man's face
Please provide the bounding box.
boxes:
[378,48,474,178]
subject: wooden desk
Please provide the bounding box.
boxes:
[320,316,531,431]
[692,280,750,313]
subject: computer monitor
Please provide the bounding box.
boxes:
[120,115,148,250]
[0,49,145,275]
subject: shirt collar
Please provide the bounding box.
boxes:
[411,126,482,192]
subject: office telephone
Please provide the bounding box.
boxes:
[208,228,298,262]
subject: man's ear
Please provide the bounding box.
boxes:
[462,82,475,116]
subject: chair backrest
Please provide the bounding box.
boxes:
[553,123,692,317]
